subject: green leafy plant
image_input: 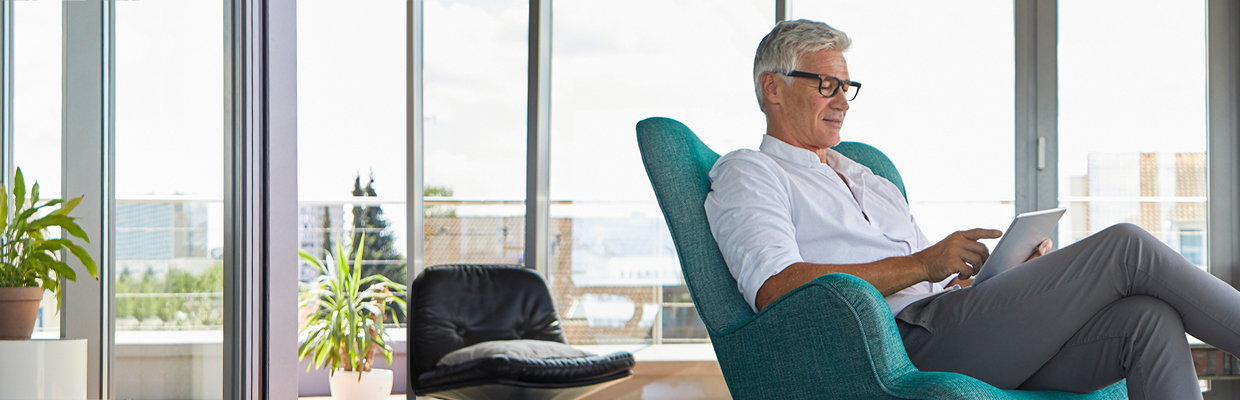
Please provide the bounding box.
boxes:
[0,167,97,310]
[297,234,406,380]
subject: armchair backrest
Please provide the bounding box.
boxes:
[408,264,567,382]
[636,117,749,332]
[635,117,907,332]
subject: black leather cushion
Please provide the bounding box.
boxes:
[410,265,569,378]
[418,351,636,388]
[437,340,594,367]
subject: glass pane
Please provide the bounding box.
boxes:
[114,0,225,397]
[14,0,63,338]
[550,0,772,344]
[423,0,528,267]
[1058,1,1207,268]
[793,1,1016,245]
[296,0,407,396]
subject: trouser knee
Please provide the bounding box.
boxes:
[1099,222,1156,243]
[1093,223,1180,268]
[1106,296,1184,343]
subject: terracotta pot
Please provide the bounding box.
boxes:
[0,287,44,340]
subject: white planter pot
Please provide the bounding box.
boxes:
[329,368,393,400]
[0,339,87,399]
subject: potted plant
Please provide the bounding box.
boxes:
[298,234,406,400]
[0,167,96,339]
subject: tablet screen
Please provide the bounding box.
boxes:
[972,207,1066,285]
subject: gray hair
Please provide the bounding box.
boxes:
[753,19,852,112]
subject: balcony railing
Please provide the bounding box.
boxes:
[72,194,1209,346]
[93,196,710,345]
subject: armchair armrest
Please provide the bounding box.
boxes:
[706,273,921,398]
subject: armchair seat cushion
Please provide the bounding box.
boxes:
[418,350,635,389]
[436,339,595,367]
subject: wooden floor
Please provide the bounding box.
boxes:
[584,361,730,399]
[299,397,404,400]
[299,361,732,400]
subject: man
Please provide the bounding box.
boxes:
[704,19,1240,400]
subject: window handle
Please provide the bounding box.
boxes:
[1037,137,1046,171]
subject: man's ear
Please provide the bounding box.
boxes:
[760,71,782,107]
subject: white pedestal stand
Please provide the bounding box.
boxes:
[0,339,87,400]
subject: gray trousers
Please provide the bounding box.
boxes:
[895,223,1240,400]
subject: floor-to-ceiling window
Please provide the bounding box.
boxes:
[548,0,771,344]
[295,1,530,395]
[114,0,226,397]
[295,0,409,393]
[13,0,63,339]
[1058,0,1208,267]
[421,0,529,268]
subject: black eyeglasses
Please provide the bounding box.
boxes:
[781,70,862,101]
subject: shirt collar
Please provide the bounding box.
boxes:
[759,135,822,168]
[822,146,871,177]
[758,135,871,176]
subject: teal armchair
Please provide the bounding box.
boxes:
[635,117,1127,399]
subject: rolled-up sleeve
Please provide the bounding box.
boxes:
[704,152,804,312]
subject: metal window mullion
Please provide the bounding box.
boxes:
[265,0,299,398]
[526,0,551,277]
[405,0,425,396]
[61,1,114,399]
[1,0,12,183]
[406,0,424,282]
[222,0,262,395]
[224,0,298,398]
[1207,0,1240,288]
[776,0,791,23]
[653,286,663,344]
[1014,0,1058,231]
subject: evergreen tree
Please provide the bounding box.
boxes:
[320,206,333,260]
[350,173,407,305]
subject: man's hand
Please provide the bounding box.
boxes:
[1026,238,1053,262]
[911,228,1002,282]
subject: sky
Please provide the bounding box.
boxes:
[13,0,63,199]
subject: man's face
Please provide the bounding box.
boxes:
[767,49,851,152]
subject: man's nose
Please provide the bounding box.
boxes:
[830,92,849,111]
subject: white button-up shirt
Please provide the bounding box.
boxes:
[704,135,950,314]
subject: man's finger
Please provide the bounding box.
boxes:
[961,228,1003,241]
[961,240,989,256]
[957,261,976,278]
[960,251,982,268]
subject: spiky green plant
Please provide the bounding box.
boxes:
[297,234,407,380]
[0,167,97,311]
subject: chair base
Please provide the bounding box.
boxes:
[422,376,629,400]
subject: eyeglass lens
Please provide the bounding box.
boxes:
[818,77,858,101]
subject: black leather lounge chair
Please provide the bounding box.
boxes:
[409,264,635,400]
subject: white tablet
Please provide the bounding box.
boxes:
[972,207,1066,285]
